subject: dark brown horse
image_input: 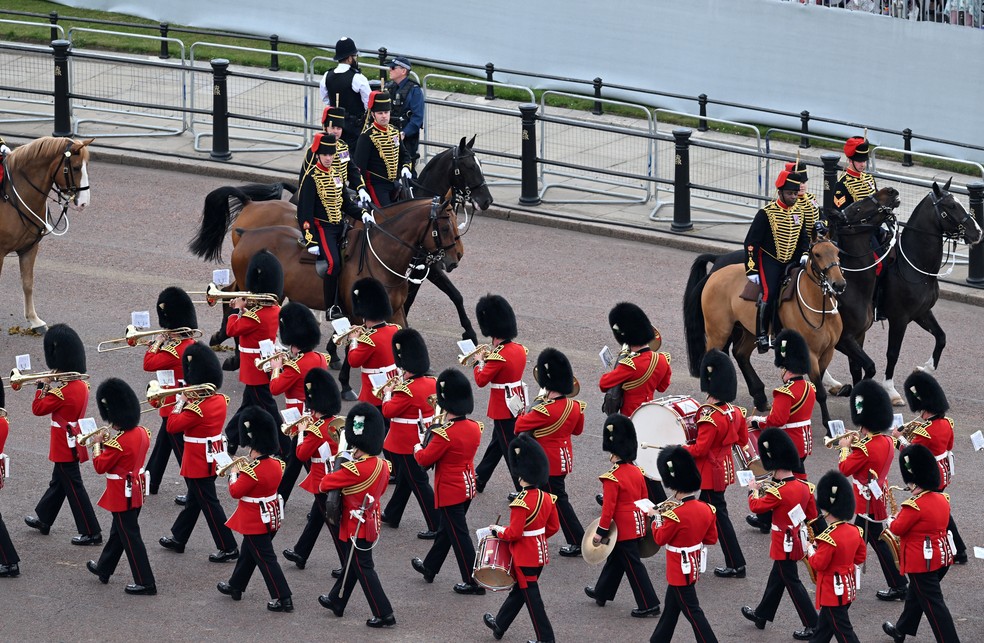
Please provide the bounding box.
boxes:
[0,136,93,332]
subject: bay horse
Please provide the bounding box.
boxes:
[0,136,93,332]
[683,238,846,429]
[877,180,982,405]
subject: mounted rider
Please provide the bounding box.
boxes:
[744,170,812,353]
[354,91,413,207]
[0,136,10,188]
[292,108,370,208]
[786,160,821,234]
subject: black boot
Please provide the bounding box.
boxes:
[322,273,342,321]
[873,277,887,322]
[755,298,772,353]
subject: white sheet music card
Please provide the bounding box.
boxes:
[280,407,302,424]
[476,527,494,542]
[457,339,476,355]
[331,317,351,335]
[15,354,31,371]
[131,311,151,329]
[599,345,615,371]
[212,269,231,287]
[868,480,883,499]
[212,450,233,470]
[828,420,846,438]
[974,546,984,560]
[78,417,97,433]
[892,413,905,430]
[788,503,807,527]
[368,372,389,389]
[634,498,656,514]
[156,370,176,387]
[970,430,984,451]
[258,339,276,359]
[736,470,756,487]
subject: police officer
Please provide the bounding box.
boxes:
[384,56,424,174]
[320,37,370,150]
[354,91,412,207]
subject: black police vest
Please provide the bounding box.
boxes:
[385,78,419,133]
[324,67,366,137]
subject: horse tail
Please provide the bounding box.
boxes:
[280,182,298,196]
[188,186,256,263]
[683,253,716,378]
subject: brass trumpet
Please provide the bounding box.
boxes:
[254,350,291,373]
[144,381,216,409]
[189,283,280,307]
[217,456,251,477]
[823,430,861,449]
[331,325,365,346]
[457,343,491,366]
[281,413,313,437]
[372,374,404,399]
[97,326,201,353]
[897,418,928,443]
[78,425,112,448]
[7,369,88,392]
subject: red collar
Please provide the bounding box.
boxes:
[846,167,861,178]
[372,122,387,132]
[316,161,331,172]
[775,197,792,210]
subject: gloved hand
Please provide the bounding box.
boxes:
[361,211,376,225]
[0,144,10,156]
[358,188,372,208]
[747,274,760,285]
[306,245,320,256]
[800,255,808,267]
[401,167,412,180]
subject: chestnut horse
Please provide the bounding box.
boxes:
[0,136,93,332]
[683,238,846,429]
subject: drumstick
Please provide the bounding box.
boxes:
[640,442,659,449]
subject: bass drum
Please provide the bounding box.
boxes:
[630,395,701,481]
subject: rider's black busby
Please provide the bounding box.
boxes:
[608,302,655,347]
[322,106,346,129]
[602,413,637,463]
[156,287,198,331]
[776,169,802,193]
[369,92,392,113]
[758,428,801,473]
[844,137,870,162]
[775,329,811,375]
[786,160,809,184]
[351,277,393,322]
[899,444,941,492]
[535,348,574,396]
[699,349,737,403]
[476,294,517,340]
[436,368,473,417]
[345,402,385,456]
[96,378,141,432]
[849,379,893,433]
[304,368,341,417]
[245,249,284,302]
[816,470,856,521]
[509,433,549,487]
[657,445,702,494]
[239,407,279,456]
[393,328,430,376]
[181,341,223,388]
[314,132,337,157]
[903,370,949,416]
[44,323,87,374]
[279,302,321,353]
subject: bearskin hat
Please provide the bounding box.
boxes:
[436,368,473,416]
[304,368,341,417]
[758,428,801,472]
[476,294,517,340]
[181,342,223,388]
[245,250,284,302]
[903,370,949,416]
[850,379,893,433]
[699,349,737,403]
[816,470,856,520]
[345,402,385,456]
[351,277,392,322]
[657,445,701,493]
[535,348,574,396]
[602,413,638,463]
[44,323,87,374]
[774,329,810,375]
[509,433,549,487]
[239,407,279,456]
[279,302,321,353]
[608,302,655,347]
[899,444,941,492]
[156,287,198,330]
[96,378,141,432]
[393,328,430,376]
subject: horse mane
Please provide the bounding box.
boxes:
[415,147,448,186]
[8,136,87,170]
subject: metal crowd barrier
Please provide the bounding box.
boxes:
[0,41,55,126]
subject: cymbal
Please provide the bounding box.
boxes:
[638,517,660,559]
[581,517,617,565]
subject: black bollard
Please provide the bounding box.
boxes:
[902,129,913,167]
[697,94,708,132]
[672,129,693,232]
[821,153,841,218]
[799,111,811,149]
[378,47,388,79]
[519,104,541,206]
[210,59,232,161]
[592,78,603,116]
[159,23,170,59]
[51,39,71,137]
[485,63,495,100]
[967,182,984,287]
[269,35,279,72]
[49,11,59,43]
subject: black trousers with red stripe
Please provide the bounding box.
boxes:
[35,461,101,536]
[170,476,237,551]
[811,605,860,643]
[854,516,907,590]
[894,567,959,642]
[651,583,717,643]
[475,418,519,492]
[544,475,584,546]
[278,434,310,505]
[95,507,155,586]
[147,417,183,494]
[754,559,818,627]
[700,490,745,569]
[228,531,291,600]
[291,493,337,561]
[494,565,554,642]
[328,537,393,618]
[382,450,437,531]
[593,537,659,610]
[422,499,475,584]
[0,511,19,566]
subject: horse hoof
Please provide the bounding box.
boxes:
[834,385,852,397]
[462,332,478,343]
[341,389,358,402]
[891,397,906,407]
[208,333,225,346]
[31,325,48,335]
[221,357,240,372]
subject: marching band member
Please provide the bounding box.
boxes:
[347,277,400,408]
[159,343,239,563]
[381,328,439,539]
[318,403,396,629]
[269,302,328,502]
[648,446,719,643]
[585,414,660,618]
[224,250,284,453]
[411,369,483,594]
[25,324,102,546]
[0,387,20,578]
[217,408,293,612]
[144,287,197,498]
[354,91,412,207]
[84,379,156,595]
[483,434,559,643]
[472,294,528,495]
[599,302,671,417]
[836,379,908,601]
[282,368,342,570]
[747,329,816,533]
[740,429,818,640]
[896,370,966,564]
[881,444,960,643]
[686,349,747,578]
[515,348,586,557]
[808,471,866,643]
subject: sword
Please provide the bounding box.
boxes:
[340,492,374,597]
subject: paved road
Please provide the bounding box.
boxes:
[0,163,981,642]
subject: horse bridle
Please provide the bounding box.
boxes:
[448,145,487,219]
[924,188,976,240]
[3,140,88,235]
[839,194,897,231]
[895,188,978,280]
[363,198,460,284]
[806,241,842,295]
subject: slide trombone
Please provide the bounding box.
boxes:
[189,283,279,308]
[457,343,491,366]
[144,381,216,410]
[7,369,88,392]
[97,326,201,353]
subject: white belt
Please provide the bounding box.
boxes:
[310,458,326,464]
[184,433,223,444]
[285,398,303,406]
[391,416,432,425]
[239,346,262,354]
[522,527,545,537]
[51,421,62,428]
[781,420,812,429]
[935,451,951,462]
[491,380,523,390]
[106,474,124,480]
[362,364,396,375]
[666,543,703,554]
[771,524,782,532]
[243,494,278,504]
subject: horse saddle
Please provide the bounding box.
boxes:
[739,266,801,303]
[297,222,354,271]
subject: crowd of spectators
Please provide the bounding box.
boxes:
[786,0,980,26]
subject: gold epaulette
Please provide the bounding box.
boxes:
[707,502,717,514]
[47,385,66,401]
[944,417,954,430]
[394,380,412,396]
[852,436,871,457]
[599,465,619,483]
[477,421,485,433]
[737,406,748,418]
[386,459,393,473]
[806,481,816,493]
[241,307,262,323]
[855,524,865,540]
[510,490,529,509]
[696,404,717,424]
[617,355,636,369]
[521,345,529,356]
[222,394,231,405]
[144,427,153,440]
[531,401,550,415]
[911,420,932,440]
[307,421,324,439]
[578,400,587,413]
[659,351,672,365]
[549,493,558,503]
[816,529,837,546]
[661,509,681,523]
[160,340,181,359]
[943,492,950,503]
[284,357,301,374]
[342,460,361,474]
[318,352,333,368]
[902,497,920,511]
[184,401,204,417]
[776,384,794,398]
[484,346,506,362]
[238,459,259,481]
[103,436,123,451]
[276,456,286,472]
[765,485,782,499]
[357,329,376,347]
[432,426,450,442]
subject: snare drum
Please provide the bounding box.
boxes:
[473,535,514,591]
[734,425,769,479]
[631,395,701,481]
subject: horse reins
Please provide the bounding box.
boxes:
[895,189,979,280]
[362,198,458,285]
[3,139,88,237]
[795,244,841,328]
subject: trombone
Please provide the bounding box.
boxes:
[457,343,491,366]
[372,374,404,399]
[7,369,88,392]
[189,282,279,307]
[97,326,201,353]
[331,325,365,346]
[217,456,251,477]
[144,381,216,410]
[823,430,862,449]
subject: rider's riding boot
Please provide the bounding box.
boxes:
[755,299,772,354]
[322,273,342,321]
[873,277,887,322]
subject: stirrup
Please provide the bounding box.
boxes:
[756,335,773,353]
[327,305,343,321]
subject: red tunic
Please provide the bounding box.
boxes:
[382,376,437,454]
[269,351,329,413]
[473,341,528,420]
[225,305,281,386]
[297,416,340,495]
[167,394,229,479]
[889,490,954,574]
[838,433,895,522]
[761,377,815,458]
[92,427,151,512]
[652,496,718,586]
[906,417,955,490]
[319,455,390,541]
[142,337,194,418]
[414,418,481,507]
[598,349,671,416]
[32,380,89,463]
[497,487,559,585]
[0,415,8,453]
[747,477,818,561]
[226,456,285,535]
[597,462,648,541]
[347,323,399,404]
[686,403,747,492]
[514,397,586,476]
[808,521,866,607]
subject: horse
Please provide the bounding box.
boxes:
[877,180,982,405]
[0,136,93,332]
[683,238,846,429]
